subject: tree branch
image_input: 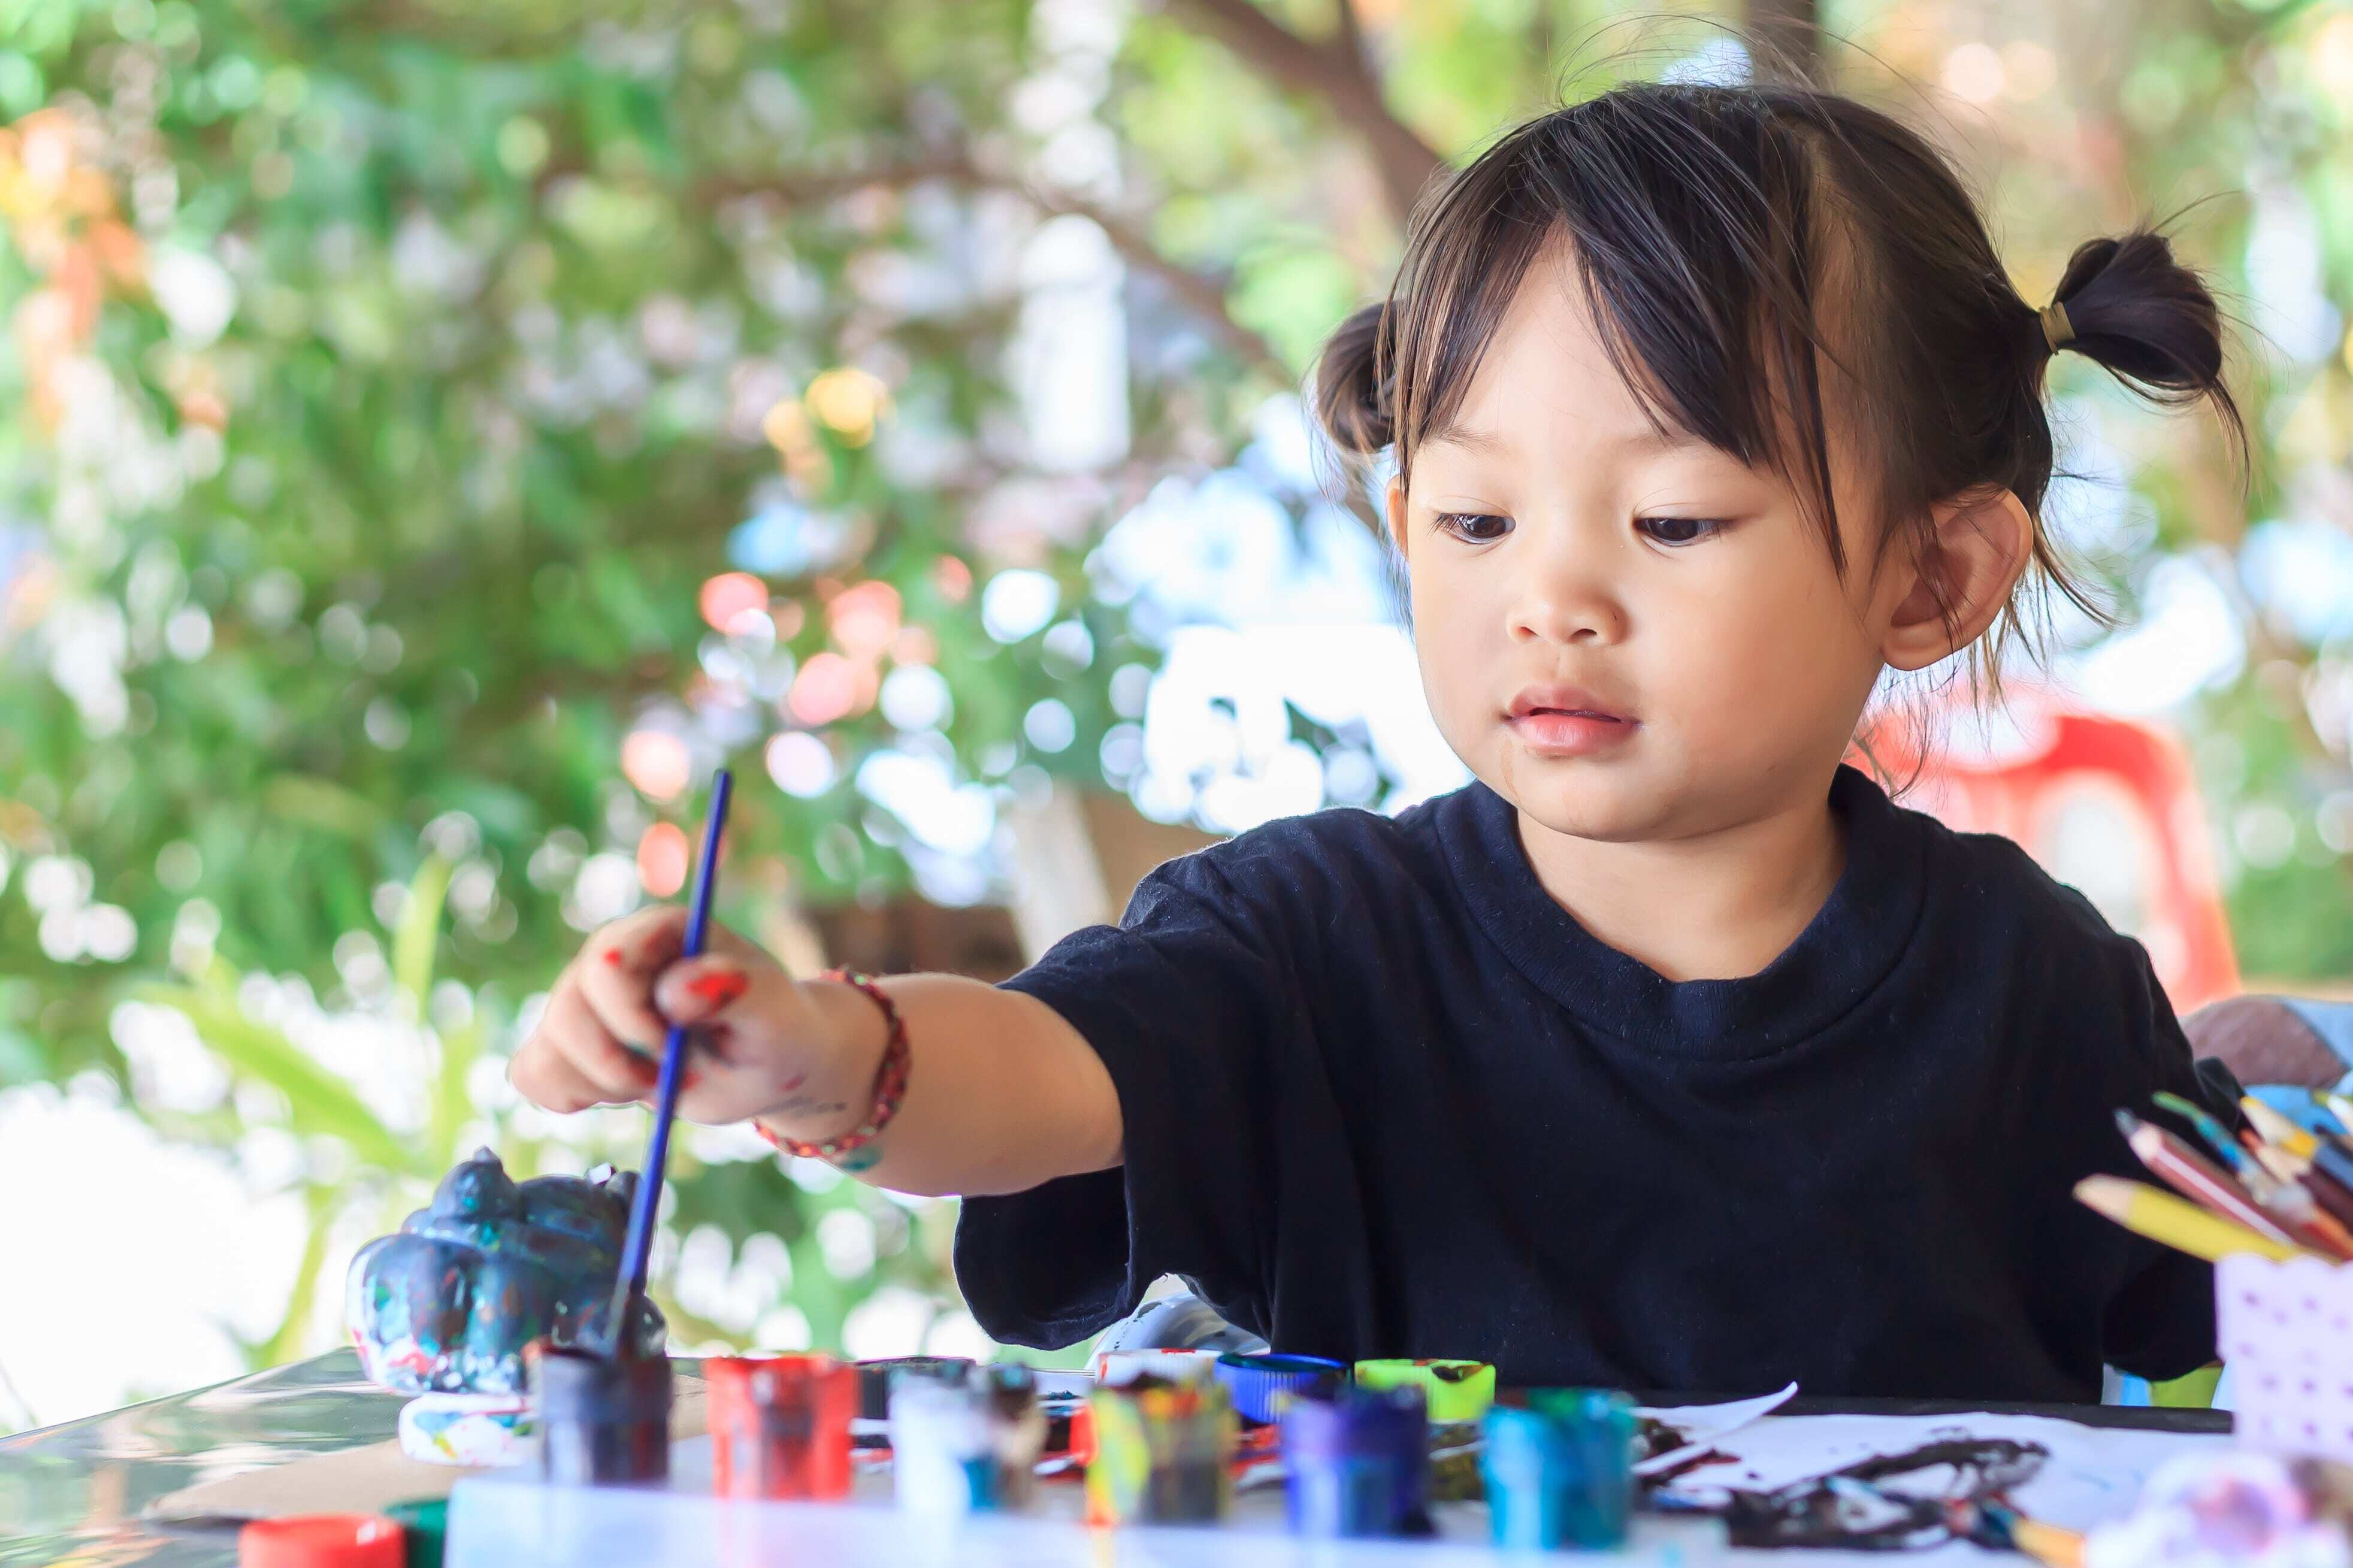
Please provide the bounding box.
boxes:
[1164,0,1444,223]
[698,157,1291,382]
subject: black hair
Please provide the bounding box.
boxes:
[1313,81,2242,671]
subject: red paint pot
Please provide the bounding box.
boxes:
[238,1514,405,1568]
[706,1353,858,1499]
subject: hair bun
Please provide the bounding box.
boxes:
[2048,230,2231,414]
[1312,301,1398,455]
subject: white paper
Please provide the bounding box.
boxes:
[1635,1382,1801,1476]
[1653,1410,2231,1564]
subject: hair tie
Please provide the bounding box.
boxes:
[2040,299,2074,355]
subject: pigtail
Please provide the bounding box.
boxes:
[1312,300,1399,455]
[2046,229,2246,460]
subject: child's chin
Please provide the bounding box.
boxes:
[1496,774,1674,845]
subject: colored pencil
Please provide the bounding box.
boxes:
[2072,1176,2310,1264]
[2312,1095,2351,1139]
[2242,1097,2319,1160]
[2118,1112,2300,1248]
[604,767,735,1354]
[2151,1092,2254,1177]
[1946,1499,2085,1568]
[2315,1092,2353,1144]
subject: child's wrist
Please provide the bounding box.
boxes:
[751,972,901,1154]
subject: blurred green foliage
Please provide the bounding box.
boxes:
[4,0,2353,1382]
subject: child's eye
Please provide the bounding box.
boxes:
[1436,511,1512,543]
[1636,516,1727,547]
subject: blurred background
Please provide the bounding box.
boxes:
[1,0,2349,1431]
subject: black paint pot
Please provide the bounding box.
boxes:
[531,1342,672,1487]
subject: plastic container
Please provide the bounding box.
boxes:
[1085,1377,1238,1525]
[1481,1389,1637,1549]
[531,1346,670,1487]
[1278,1384,1428,1537]
[704,1353,857,1500]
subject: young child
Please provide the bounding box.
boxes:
[512,81,2245,1401]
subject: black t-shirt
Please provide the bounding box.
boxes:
[953,764,2224,1400]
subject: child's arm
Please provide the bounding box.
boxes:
[507,906,1122,1198]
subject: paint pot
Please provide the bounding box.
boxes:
[706,1352,858,1500]
[1085,1376,1238,1526]
[891,1364,1047,1513]
[238,1515,406,1568]
[1214,1352,1348,1425]
[1090,1347,1222,1387]
[381,1500,446,1568]
[1481,1389,1637,1550]
[853,1355,975,1422]
[1351,1358,1496,1423]
[1279,1384,1429,1537]
[530,1343,672,1487]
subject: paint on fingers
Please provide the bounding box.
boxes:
[685,968,750,1010]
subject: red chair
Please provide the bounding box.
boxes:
[1858,685,2240,1015]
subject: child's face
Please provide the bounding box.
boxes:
[1389,251,1910,845]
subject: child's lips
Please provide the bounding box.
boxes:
[1507,708,1637,756]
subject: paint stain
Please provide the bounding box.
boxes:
[601,948,624,966]
[686,969,749,1009]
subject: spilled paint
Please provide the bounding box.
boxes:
[346,1147,665,1395]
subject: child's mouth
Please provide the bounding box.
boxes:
[1505,701,1637,757]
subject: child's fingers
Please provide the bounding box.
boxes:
[540,980,662,1103]
[510,1049,607,1115]
[651,955,755,1027]
[575,907,693,1051]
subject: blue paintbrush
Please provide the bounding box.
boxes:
[603,767,734,1357]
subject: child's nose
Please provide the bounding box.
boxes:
[1508,549,1628,647]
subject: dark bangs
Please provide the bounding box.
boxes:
[1386,87,1863,569]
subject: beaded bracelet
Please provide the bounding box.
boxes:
[754,968,910,1163]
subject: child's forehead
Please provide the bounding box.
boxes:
[1422,245,1704,463]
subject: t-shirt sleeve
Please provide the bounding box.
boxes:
[2097,942,2231,1383]
[951,847,1302,1350]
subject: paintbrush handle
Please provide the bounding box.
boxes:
[607,768,735,1347]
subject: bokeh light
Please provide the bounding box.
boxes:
[698,572,769,634]
[636,822,690,897]
[787,652,863,726]
[827,579,902,658]
[620,729,692,801]
[765,731,837,797]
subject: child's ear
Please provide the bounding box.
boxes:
[1880,488,2035,672]
[1385,476,1409,559]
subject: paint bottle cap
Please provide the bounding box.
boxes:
[1351,1359,1495,1423]
[238,1515,406,1568]
[851,1355,973,1421]
[1214,1352,1349,1425]
[381,1500,445,1568]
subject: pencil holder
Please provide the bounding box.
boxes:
[2215,1254,2353,1462]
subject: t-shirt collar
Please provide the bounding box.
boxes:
[1436,763,1929,1058]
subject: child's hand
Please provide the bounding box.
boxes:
[509,907,849,1131]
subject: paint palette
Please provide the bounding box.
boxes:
[442,1442,1730,1567]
